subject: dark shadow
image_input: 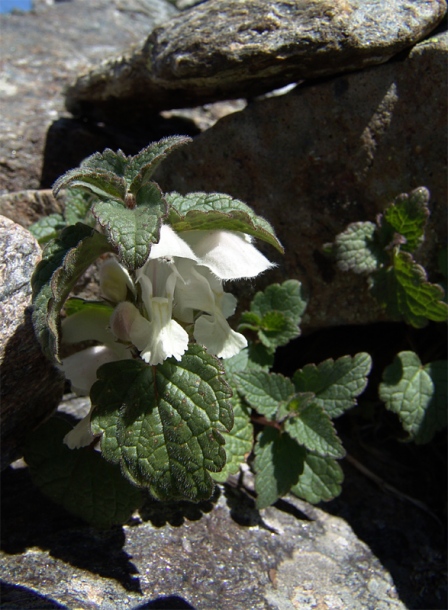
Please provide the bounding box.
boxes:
[0,466,141,593]
[0,581,68,609]
[138,486,219,528]
[133,595,196,609]
[40,115,200,189]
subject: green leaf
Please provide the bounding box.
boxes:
[211,391,253,483]
[64,297,114,318]
[234,370,296,419]
[64,189,96,226]
[253,427,306,509]
[29,213,66,245]
[332,221,385,274]
[379,351,447,444]
[166,191,284,253]
[291,454,344,504]
[126,136,191,193]
[382,187,430,253]
[292,353,372,419]
[23,416,143,528]
[370,251,448,327]
[53,167,127,202]
[240,280,307,350]
[91,185,166,270]
[81,148,129,176]
[285,403,345,458]
[31,223,113,361]
[90,345,233,502]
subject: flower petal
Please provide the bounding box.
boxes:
[63,411,95,449]
[148,224,198,262]
[100,257,136,302]
[194,310,247,359]
[60,345,125,395]
[181,230,274,280]
[62,308,114,346]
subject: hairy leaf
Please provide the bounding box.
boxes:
[211,391,253,483]
[54,168,127,202]
[379,351,447,444]
[383,187,430,253]
[253,427,306,509]
[91,185,166,270]
[64,189,96,226]
[291,454,344,504]
[166,191,283,253]
[23,417,142,528]
[292,353,372,419]
[126,136,191,193]
[29,213,66,245]
[285,403,345,458]
[31,224,113,361]
[235,370,296,419]
[91,345,233,501]
[370,251,448,327]
[332,221,384,274]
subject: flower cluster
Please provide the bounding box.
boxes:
[61,225,273,448]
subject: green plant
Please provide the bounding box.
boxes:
[25,139,447,527]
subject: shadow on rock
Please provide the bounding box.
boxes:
[0,581,68,609]
[0,466,141,593]
[40,115,200,190]
[133,595,196,609]
[138,487,220,528]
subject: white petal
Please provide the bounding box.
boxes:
[60,345,122,395]
[63,412,95,449]
[181,230,274,280]
[194,311,247,359]
[148,224,198,262]
[100,257,136,302]
[110,301,141,342]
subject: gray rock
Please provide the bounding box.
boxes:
[0,189,63,228]
[0,216,64,470]
[65,0,446,120]
[0,467,405,609]
[154,31,448,330]
[0,0,178,194]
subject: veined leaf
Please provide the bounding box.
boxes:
[166,191,284,253]
[91,345,233,502]
[53,168,127,202]
[332,221,385,274]
[383,187,430,253]
[292,353,372,419]
[253,427,305,509]
[291,454,344,504]
[29,213,66,245]
[379,351,447,444]
[285,403,345,459]
[234,370,296,419]
[23,416,143,528]
[31,223,113,361]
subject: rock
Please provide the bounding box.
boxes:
[0,189,63,228]
[0,462,406,610]
[0,216,64,470]
[0,0,178,194]
[65,0,446,121]
[154,31,448,331]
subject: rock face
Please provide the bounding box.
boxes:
[0,0,178,194]
[0,216,64,470]
[0,466,406,610]
[154,32,448,330]
[65,0,447,121]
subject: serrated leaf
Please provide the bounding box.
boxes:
[383,187,430,253]
[370,251,448,327]
[29,213,66,244]
[90,345,233,502]
[64,189,96,226]
[285,403,345,458]
[333,221,385,274]
[291,454,344,504]
[81,148,129,176]
[126,136,191,193]
[379,351,447,444]
[242,280,307,350]
[166,191,283,253]
[253,427,306,509]
[211,391,253,482]
[31,223,113,361]
[91,186,166,270]
[234,370,296,419]
[54,168,127,202]
[292,353,372,419]
[23,416,143,528]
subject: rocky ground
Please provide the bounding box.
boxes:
[0,0,446,608]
